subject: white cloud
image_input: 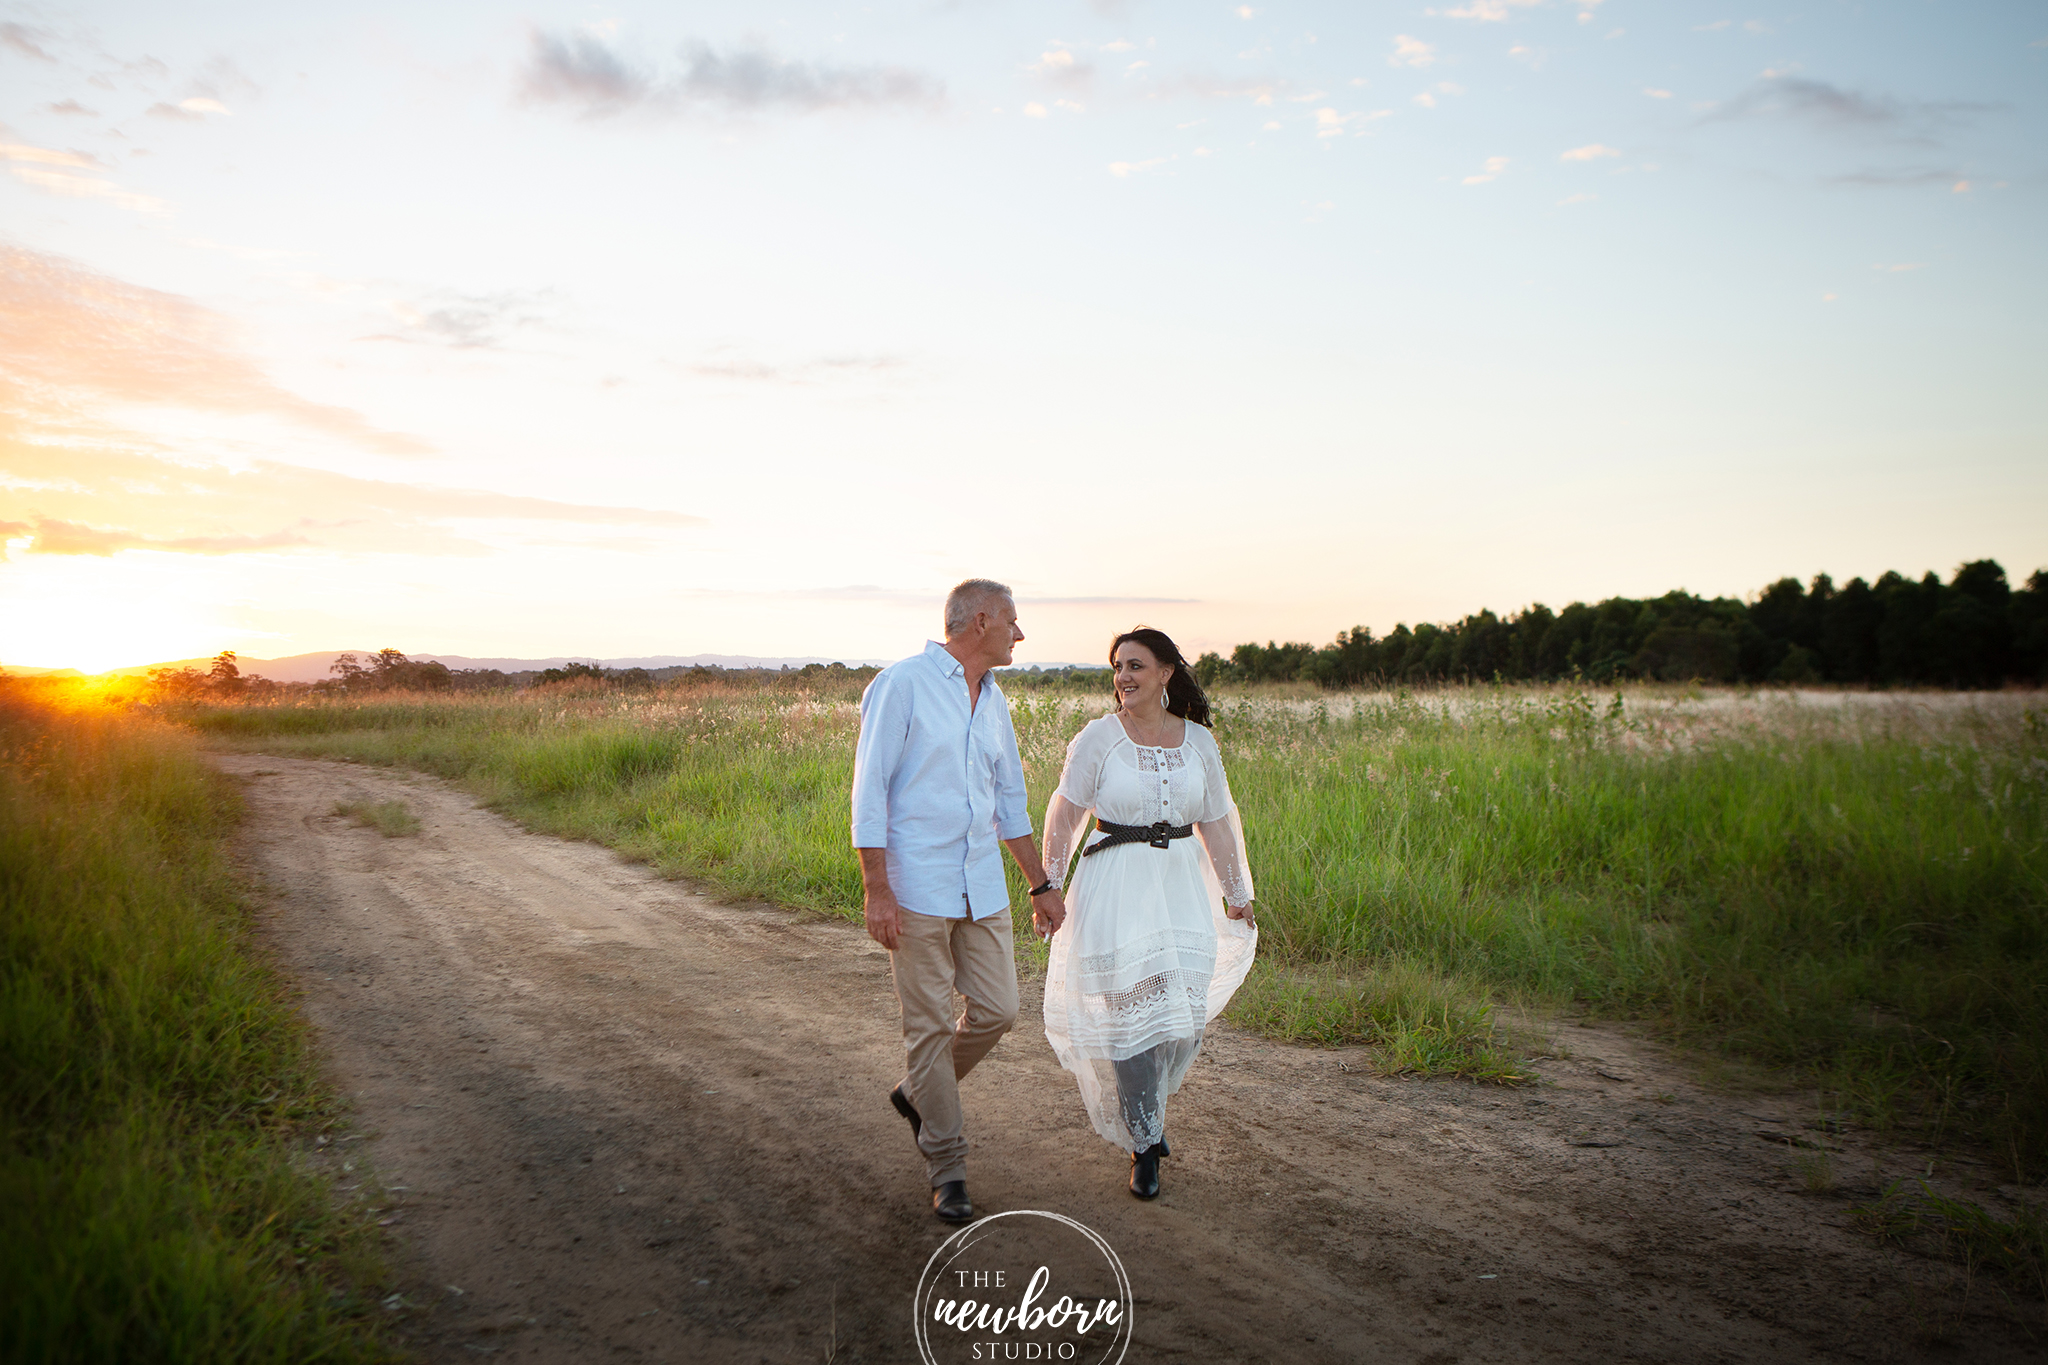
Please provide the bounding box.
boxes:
[1560,143,1621,161]
[1952,179,1970,193]
[1023,102,1048,118]
[0,143,97,169]
[1874,263,1925,273]
[1558,192,1597,205]
[1414,92,1436,108]
[1463,155,1509,184]
[1236,6,1258,18]
[178,97,231,115]
[1694,20,1731,31]
[1314,108,1390,138]
[3,142,166,216]
[1643,87,1673,98]
[1108,157,1169,178]
[1389,35,1436,68]
[1445,0,1539,20]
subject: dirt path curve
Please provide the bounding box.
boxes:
[218,752,2034,1363]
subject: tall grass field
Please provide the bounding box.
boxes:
[176,677,2047,1175]
[0,682,392,1363]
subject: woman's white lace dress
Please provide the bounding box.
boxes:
[1041,715,1257,1153]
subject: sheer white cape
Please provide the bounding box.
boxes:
[1040,715,1257,1151]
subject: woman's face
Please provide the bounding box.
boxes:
[1112,641,1171,713]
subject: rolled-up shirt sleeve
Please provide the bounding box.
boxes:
[851,671,908,848]
[993,701,1032,841]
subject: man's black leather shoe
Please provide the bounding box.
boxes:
[933,1180,973,1223]
[1129,1140,1169,1200]
[890,1084,922,1138]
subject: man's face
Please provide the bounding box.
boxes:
[976,596,1023,669]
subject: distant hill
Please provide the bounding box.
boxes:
[3,651,894,684]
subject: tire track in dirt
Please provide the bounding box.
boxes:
[219,752,2038,1363]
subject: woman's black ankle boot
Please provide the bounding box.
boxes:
[1129,1141,1168,1200]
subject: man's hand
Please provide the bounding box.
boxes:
[856,848,902,950]
[1031,887,1067,938]
[865,886,904,950]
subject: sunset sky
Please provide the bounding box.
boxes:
[2,1,2043,672]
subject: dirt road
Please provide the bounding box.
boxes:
[218,752,2038,1363]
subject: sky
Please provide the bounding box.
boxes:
[1,0,2043,672]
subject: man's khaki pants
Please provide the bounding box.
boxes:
[894,907,1019,1187]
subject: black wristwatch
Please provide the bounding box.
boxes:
[1027,879,1055,897]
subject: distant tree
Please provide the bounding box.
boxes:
[535,661,607,686]
[2014,570,2048,683]
[329,648,450,692]
[146,665,207,699]
[1818,577,1881,681]
[1213,555,2045,692]
[207,651,248,698]
[447,668,510,692]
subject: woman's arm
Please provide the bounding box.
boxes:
[1042,720,1112,898]
[1191,727,1256,917]
[1042,794,1093,892]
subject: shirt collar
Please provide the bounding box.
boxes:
[924,639,965,679]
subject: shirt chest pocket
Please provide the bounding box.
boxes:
[968,728,1004,783]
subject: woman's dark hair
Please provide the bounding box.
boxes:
[1109,627,1212,727]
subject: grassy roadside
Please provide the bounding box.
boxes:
[1,681,393,1363]
[177,680,2048,1176]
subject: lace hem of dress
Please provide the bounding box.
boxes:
[1081,968,1210,1021]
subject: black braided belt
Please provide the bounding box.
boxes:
[1081,819,1194,857]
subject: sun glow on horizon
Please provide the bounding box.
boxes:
[1,551,237,675]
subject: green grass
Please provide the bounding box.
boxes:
[332,798,420,838]
[175,678,2048,1174]
[1852,1180,2048,1300]
[1,681,394,1363]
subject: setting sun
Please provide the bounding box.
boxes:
[1,549,232,674]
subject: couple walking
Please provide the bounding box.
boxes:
[850,579,1258,1222]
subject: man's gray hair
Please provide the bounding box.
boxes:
[944,578,1013,636]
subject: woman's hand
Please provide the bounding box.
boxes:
[1225,901,1256,925]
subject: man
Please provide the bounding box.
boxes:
[850,578,1067,1223]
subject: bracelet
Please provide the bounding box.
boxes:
[1027,879,1055,897]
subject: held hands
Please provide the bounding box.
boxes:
[1225,900,1256,926]
[1031,886,1067,939]
[864,887,904,951]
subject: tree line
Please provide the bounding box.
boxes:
[1196,560,2048,689]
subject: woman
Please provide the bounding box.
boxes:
[1039,628,1257,1199]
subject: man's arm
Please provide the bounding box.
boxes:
[858,847,904,951]
[991,701,1064,935]
[1003,834,1067,937]
[851,671,909,950]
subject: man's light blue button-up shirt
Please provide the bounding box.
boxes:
[851,640,1033,921]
